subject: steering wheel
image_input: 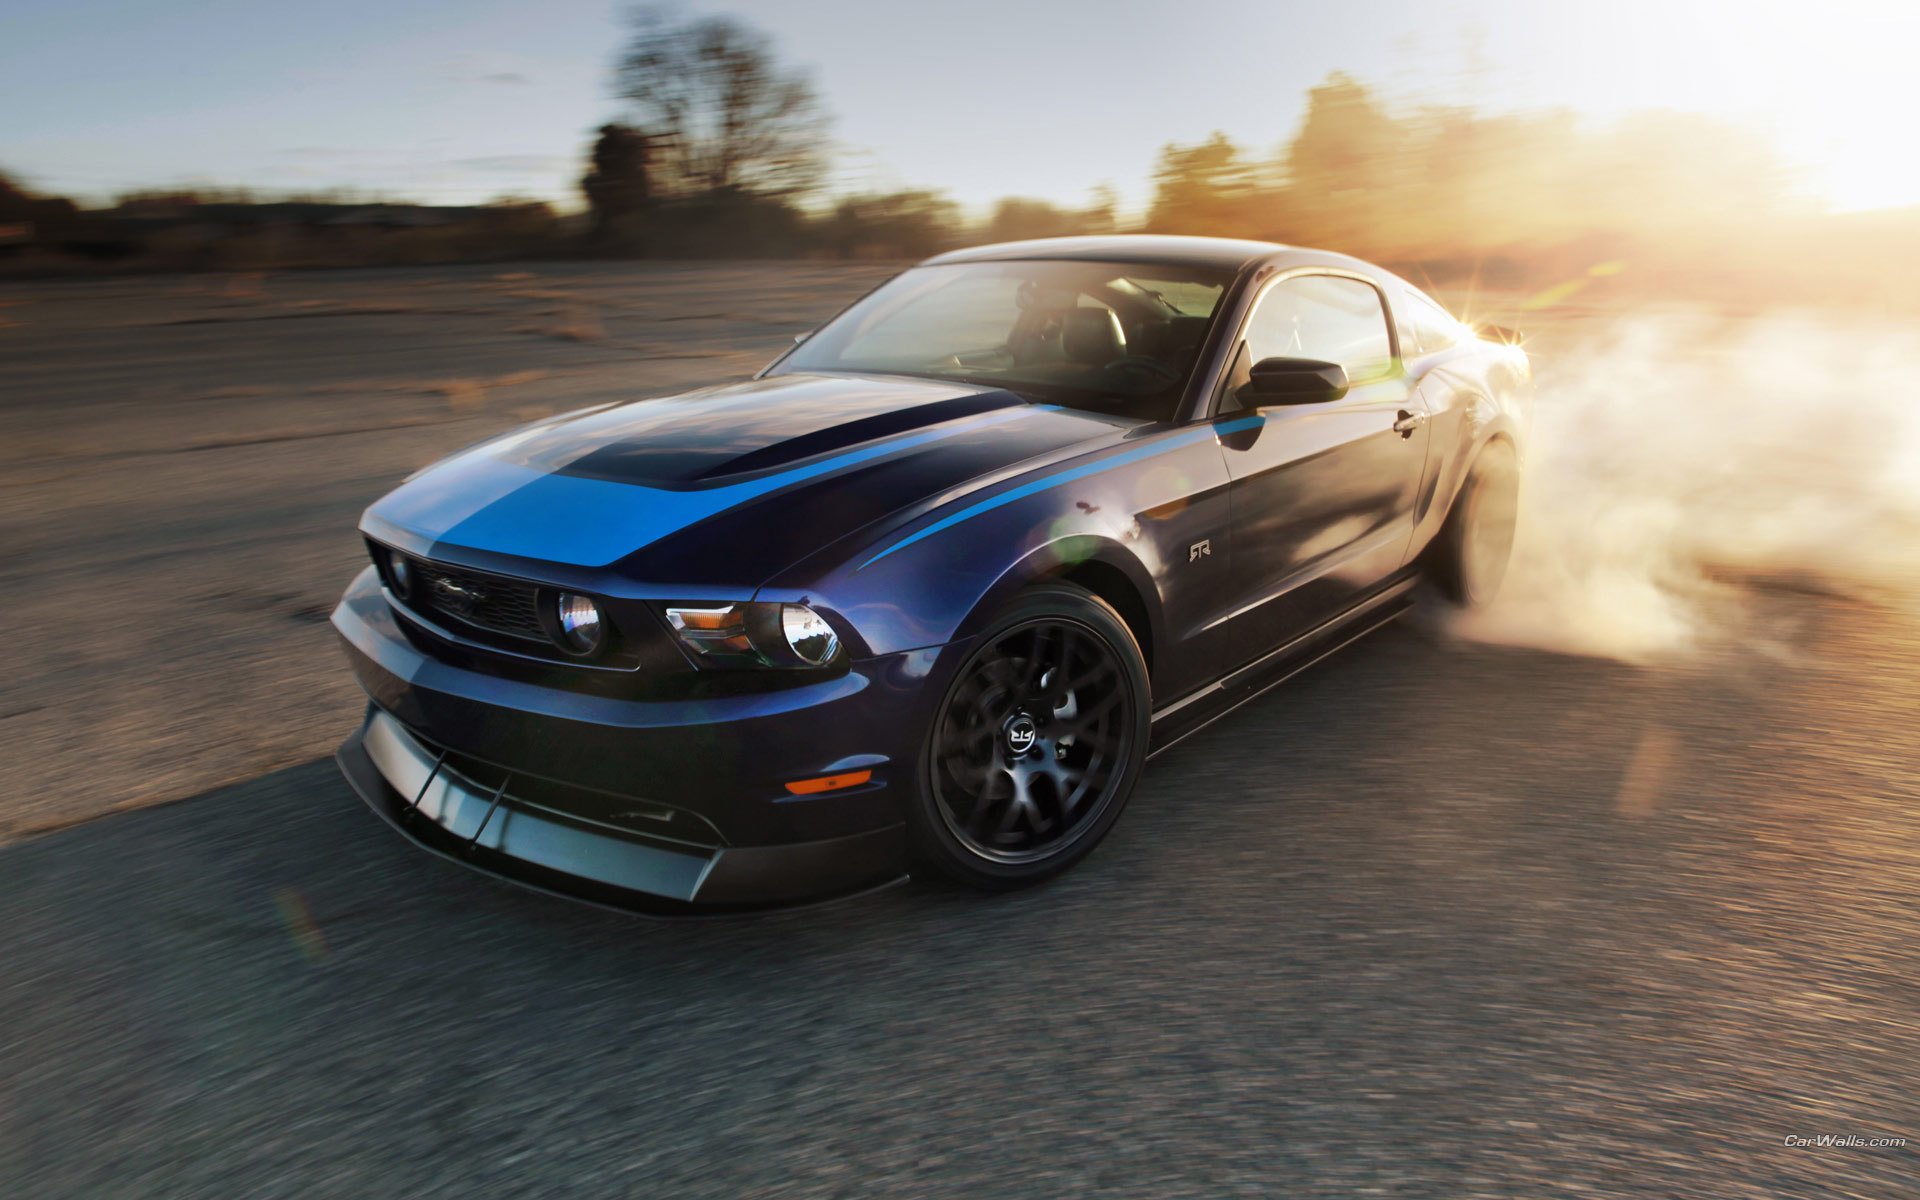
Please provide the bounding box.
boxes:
[1102,356,1182,386]
[938,346,1013,371]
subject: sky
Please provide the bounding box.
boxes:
[3,0,1916,213]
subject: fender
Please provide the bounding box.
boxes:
[763,525,1163,668]
[764,418,1231,663]
[956,535,1164,661]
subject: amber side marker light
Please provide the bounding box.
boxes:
[784,770,873,796]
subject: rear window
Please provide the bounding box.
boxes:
[1405,290,1463,353]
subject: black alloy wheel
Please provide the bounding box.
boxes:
[913,584,1150,889]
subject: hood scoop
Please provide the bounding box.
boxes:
[700,389,1024,480]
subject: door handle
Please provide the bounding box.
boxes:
[1392,410,1428,437]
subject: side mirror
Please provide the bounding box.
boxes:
[1245,356,1348,404]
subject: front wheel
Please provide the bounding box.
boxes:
[1427,441,1520,609]
[910,584,1151,890]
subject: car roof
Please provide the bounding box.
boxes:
[921,234,1291,273]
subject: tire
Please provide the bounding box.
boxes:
[909,582,1152,891]
[1426,440,1520,609]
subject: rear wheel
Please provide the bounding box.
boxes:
[910,584,1150,890]
[1428,441,1519,609]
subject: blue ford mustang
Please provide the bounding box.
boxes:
[333,235,1531,911]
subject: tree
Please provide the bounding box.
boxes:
[581,123,653,240]
[1285,73,1401,193]
[1144,132,1261,235]
[982,196,1106,243]
[0,168,77,222]
[1283,73,1407,251]
[614,9,828,198]
[817,190,960,258]
[1080,184,1120,236]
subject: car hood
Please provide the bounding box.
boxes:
[361,372,1128,581]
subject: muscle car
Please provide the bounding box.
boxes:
[332,236,1531,910]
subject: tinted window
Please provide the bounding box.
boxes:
[1244,275,1394,383]
[1406,290,1462,353]
[777,260,1233,420]
[832,272,1024,364]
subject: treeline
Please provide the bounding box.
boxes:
[5,5,1916,309]
[574,9,1918,307]
[0,180,562,273]
[1138,73,1907,309]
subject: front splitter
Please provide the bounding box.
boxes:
[336,707,908,916]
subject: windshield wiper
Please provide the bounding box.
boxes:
[1122,280,1183,314]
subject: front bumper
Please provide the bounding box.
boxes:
[337,708,905,911]
[332,566,941,909]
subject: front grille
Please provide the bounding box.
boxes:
[369,541,666,675]
[404,556,548,642]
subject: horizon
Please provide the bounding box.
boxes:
[5,0,1917,216]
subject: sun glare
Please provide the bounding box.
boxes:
[1441,0,1920,212]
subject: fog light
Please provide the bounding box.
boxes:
[555,592,604,654]
[389,553,412,599]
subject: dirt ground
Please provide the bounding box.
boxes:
[0,262,894,839]
[3,263,1918,1197]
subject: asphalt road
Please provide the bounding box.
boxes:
[3,265,1917,1196]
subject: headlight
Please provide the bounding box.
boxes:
[554,592,605,654]
[664,604,754,659]
[780,604,839,665]
[665,602,842,669]
[388,553,413,600]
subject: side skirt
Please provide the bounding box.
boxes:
[1146,573,1419,761]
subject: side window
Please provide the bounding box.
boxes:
[1243,275,1395,384]
[1406,290,1461,353]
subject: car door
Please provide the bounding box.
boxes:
[1211,272,1431,653]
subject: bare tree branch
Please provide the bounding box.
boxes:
[615,8,828,197]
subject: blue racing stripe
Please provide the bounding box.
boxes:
[376,403,1056,567]
[857,415,1263,570]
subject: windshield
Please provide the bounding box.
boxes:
[773,260,1234,420]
